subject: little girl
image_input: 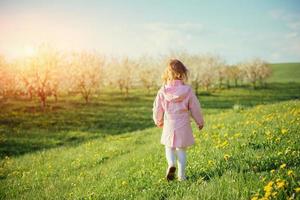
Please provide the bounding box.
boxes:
[152,59,204,181]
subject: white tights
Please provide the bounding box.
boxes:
[165,146,187,179]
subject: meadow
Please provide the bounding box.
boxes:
[0,63,299,199]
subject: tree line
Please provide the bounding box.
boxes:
[0,45,272,107]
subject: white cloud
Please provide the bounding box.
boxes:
[144,22,203,32]
[269,9,300,22]
[141,22,204,54]
[268,9,285,20]
[285,32,298,39]
[287,21,300,31]
[266,9,300,62]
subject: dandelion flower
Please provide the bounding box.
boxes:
[264,181,273,198]
[208,160,214,165]
[281,128,288,134]
[224,154,230,161]
[251,196,258,200]
[279,163,286,169]
[276,180,285,189]
[287,170,294,176]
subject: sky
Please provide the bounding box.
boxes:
[0,0,300,63]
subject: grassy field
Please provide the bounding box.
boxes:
[0,63,300,199]
[268,63,300,83]
[1,82,299,159]
[1,101,299,199]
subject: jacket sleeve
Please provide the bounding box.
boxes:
[152,91,164,126]
[188,89,204,127]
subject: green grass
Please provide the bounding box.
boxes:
[0,100,299,199]
[268,63,300,83]
[0,63,300,199]
[0,82,299,158]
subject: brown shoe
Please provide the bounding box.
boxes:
[166,166,176,181]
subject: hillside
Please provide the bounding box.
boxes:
[1,100,299,199]
[268,63,300,83]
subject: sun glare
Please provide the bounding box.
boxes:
[24,46,36,57]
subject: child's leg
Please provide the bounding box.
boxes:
[165,146,176,167]
[176,147,187,180]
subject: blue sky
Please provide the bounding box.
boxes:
[0,0,300,63]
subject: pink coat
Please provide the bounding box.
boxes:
[152,80,204,148]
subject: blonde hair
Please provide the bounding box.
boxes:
[162,59,188,84]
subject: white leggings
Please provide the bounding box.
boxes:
[165,146,187,178]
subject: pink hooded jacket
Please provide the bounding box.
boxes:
[153,80,204,148]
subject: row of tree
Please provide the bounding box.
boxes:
[0,45,272,107]
[173,52,272,95]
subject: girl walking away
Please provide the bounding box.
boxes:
[152,59,204,181]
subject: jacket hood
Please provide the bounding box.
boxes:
[161,81,191,102]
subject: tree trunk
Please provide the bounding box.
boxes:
[119,85,123,94]
[84,95,89,104]
[54,93,58,102]
[125,87,129,97]
[29,91,33,100]
[252,81,256,89]
[226,80,230,89]
[234,79,238,87]
[259,78,264,88]
[40,95,46,109]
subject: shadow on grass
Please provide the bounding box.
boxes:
[0,82,299,158]
[0,130,103,159]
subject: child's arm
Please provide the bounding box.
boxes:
[188,90,204,130]
[152,91,164,128]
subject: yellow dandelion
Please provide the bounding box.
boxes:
[295,187,300,193]
[251,196,258,200]
[281,128,288,134]
[264,181,273,193]
[279,163,286,169]
[220,140,229,148]
[270,169,275,173]
[276,180,285,189]
[224,154,230,161]
[208,160,214,165]
[287,170,294,176]
[264,191,272,198]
